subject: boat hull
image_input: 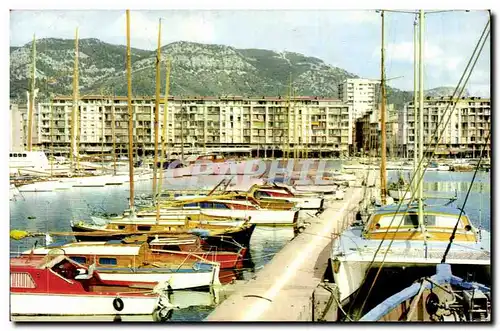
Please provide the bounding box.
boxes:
[96,267,220,290]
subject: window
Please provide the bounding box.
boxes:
[98,257,117,265]
[10,272,36,288]
[184,203,198,207]
[71,256,87,264]
[137,225,151,231]
[213,203,229,209]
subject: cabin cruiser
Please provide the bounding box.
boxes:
[21,241,221,290]
[359,263,491,322]
[10,254,173,317]
[331,204,490,304]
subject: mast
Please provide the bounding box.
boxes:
[418,10,426,238]
[71,28,79,173]
[156,58,171,224]
[27,34,36,152]
[126,10,135,211]
[380,10,387,205]
[153,18,162,205]
[412,15,419,195]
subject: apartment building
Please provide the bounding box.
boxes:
[338,78,380,120]
[399,96,491,158]
[30,95,353,157]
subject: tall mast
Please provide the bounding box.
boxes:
[380,10,387,205]
[153,18,162,205]
[27,34,36,152]
[418,10,425,228]
[71,28,79,172]
[111,91,117,175]
[126,10,135,211]
[412,15,419,196]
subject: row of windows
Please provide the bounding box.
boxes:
[71,256,117,265]
[9,153,27,158]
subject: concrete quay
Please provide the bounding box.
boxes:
[206,180,369,321]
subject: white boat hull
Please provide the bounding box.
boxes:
[154,208,297,225]
[18,180,73,192]
[10,185,20,200]
[71,176,109,187]
[10,292,162,316]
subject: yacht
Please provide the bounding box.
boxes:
[331,204,490,304]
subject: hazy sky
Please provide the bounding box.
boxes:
[10,10,491,96]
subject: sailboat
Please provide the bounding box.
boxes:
[359,263,490,321]
[329,10,491,313]
[10,254,174,318]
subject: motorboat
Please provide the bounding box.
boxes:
[10,254,173,317]
[359,263,490,322]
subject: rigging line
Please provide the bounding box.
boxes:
[348,19,491,319]
[441,131,490,263]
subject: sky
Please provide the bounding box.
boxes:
[9,9,491,96]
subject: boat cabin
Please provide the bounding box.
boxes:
[363,205,478,242]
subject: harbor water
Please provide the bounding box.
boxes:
[9,162,490,321]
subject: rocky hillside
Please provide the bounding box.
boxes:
[10,38,425,108]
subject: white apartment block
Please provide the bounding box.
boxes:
[30,95,353,157]
[399,96,490,158]
[338,78,379,120]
